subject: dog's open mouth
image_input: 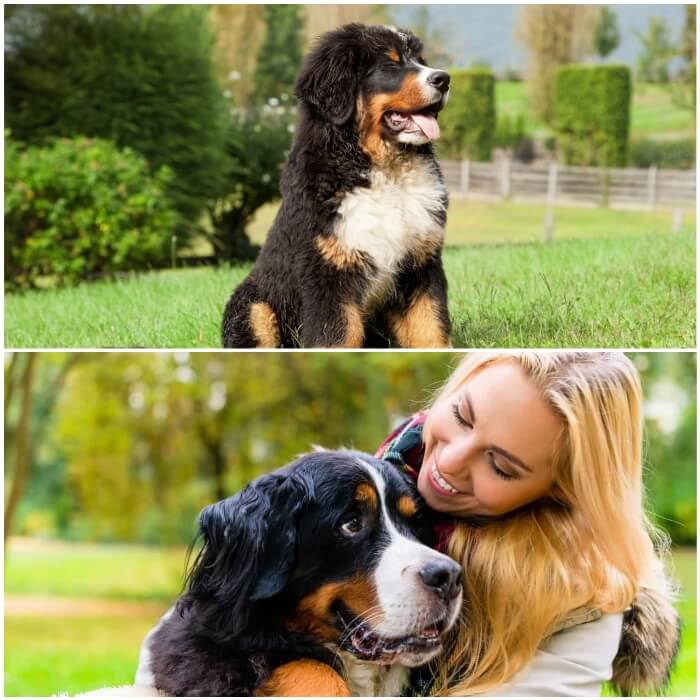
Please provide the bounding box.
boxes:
[336,603,446,663]
[383,100,443,141]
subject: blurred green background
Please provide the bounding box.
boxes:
[4,351,696,695]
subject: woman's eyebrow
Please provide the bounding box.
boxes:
[488,446,534,474]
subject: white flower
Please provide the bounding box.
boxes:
[222,89,232,98]
[262,173,271,183]
[281,93,289,101]
[268,97,280,107]
[228,70,241,81]
[287,124,295,133]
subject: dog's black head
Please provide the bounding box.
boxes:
[180,449,462,667]
[294,24,450,160]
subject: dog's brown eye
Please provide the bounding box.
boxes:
[340,516,364,536]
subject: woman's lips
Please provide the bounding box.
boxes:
[427,461,462,496]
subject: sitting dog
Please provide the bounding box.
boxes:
[222,24,452,348]
[138,450,462,696]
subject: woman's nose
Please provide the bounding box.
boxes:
[440,437,475,478]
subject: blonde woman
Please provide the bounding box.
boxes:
[375,351,679,696]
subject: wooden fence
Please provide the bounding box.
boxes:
[439,159,696,208]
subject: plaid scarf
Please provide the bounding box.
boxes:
[375,411,457,553]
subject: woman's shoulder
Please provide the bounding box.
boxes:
[478,613,624,697]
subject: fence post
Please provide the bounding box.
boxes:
[460,159,471,197]
[500,155,511,200]
[544,162,558,243]
[647,165,658,210]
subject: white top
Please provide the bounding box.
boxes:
[480,613,624,697]
[135,611,623,697]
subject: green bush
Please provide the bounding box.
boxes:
[554,64,632,167]
[438,69,496,161]
[494,113,535,163]
[208,105,295,262]
[4,5,229,237]
[5,135,177,289]
[629,138,696,170]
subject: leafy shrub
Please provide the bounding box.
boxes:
[438,69,496,161]
[5,135,177,289]
[629,138,696,170]
[554,64,632,167]
[5,5,229,237]
[494,113,535,163]
[208,103,295,262]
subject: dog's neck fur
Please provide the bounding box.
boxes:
[338,650,411,696]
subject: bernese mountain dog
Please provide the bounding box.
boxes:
[138,450,462,696]
[221,24,452,348]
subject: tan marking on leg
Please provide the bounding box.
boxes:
[355,482,378,512]
[411,239,443,269]
[315,235,370,271]
[257,659,350,697]
[338,303,365,348]
[249,302,280,347]
[397,495,417,518]
[390,294,450,348]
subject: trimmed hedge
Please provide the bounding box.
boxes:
[438,69,496,161]
[630,138,696,170]
[5,135,177,290]
[554,64,632,167]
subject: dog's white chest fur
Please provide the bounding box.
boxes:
[334,156,446,304]
[340,652,411,696]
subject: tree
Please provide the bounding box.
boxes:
[634,16,675,84]
[4,5,230,238]
[389,6,458,68]
[515,5,599,124]
[207,108,294,262]
[4,354,78,545]
[209,6,267,109]
[594,6,620,59]
[303,5,388,48]
[251,5,304,106]
[672,5,696,112]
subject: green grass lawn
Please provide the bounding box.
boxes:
[5,202,695,348]
[495,81,696,141]
[5,539,185,602]
[4,540,696,696]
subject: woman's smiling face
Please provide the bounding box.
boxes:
[419,361,562,517]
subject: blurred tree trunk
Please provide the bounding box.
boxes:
[516,5,599,124]
[210,5,266,109]
[303,5,388,47]
[4,354,78,546]
[4,354,37,546]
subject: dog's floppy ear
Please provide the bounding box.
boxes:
[181,470,313,640]
[294,24,365,125]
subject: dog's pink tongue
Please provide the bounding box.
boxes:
[410,113,440,140]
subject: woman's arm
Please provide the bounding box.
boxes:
[478,613,623,697]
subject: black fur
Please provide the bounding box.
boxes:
[148,451,435,696]
[222,24,452,348]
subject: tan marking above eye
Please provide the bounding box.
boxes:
[387,49,400,62]
[397,495,417,517]
[355,482,378,511]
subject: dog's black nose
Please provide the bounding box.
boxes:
[419,559,463,600]
[428,70,450,93]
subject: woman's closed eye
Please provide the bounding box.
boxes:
[488,452,517,481]
[452,403,473,429]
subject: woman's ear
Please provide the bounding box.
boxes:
[294,25,364,125]
[181,471,313,640]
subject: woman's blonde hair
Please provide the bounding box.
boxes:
[424,351,665,695]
